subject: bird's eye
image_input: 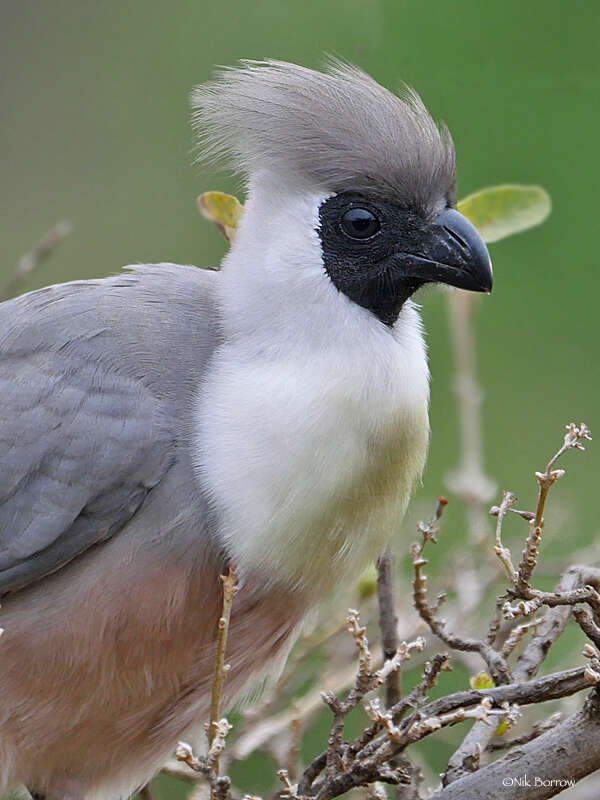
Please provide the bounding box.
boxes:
[340,207,381,240]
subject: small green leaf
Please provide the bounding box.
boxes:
[197,191,245,243]
[457,184,551,244]
[356,563,378,600]
[468,672,512,735]
[469,670,495,690]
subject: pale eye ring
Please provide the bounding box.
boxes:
[340,207,381,240]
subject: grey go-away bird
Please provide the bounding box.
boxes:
[0,59,492,800]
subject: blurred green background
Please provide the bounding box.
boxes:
[1,0,599,796]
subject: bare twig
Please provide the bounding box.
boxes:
[574,607,600,650]
[487,711,562,751]
[286,707,302,784]
[175,723,235,799]
[173,566,238,798]
[175,741,212,780]
[444,291,496,544]
[434,690,600,800]
[444,425,594,786]
[500,617,543,659]
[277,768,297,799]
[492,490,519,582]
[377,547,402,708]
[348,654,451,764]
[445,568,600,784]
[1,220,72,300]
[367,663,596,760]
[445,566,588,784]
[320,610,424,780]
[209,567,239,749]
[297,613,425,797]
[376,547,425,800]
[412,499,511,686]
[302,662,597,800]
[162,759,207,783]
[515,423,592,594]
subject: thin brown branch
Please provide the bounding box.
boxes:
[277,768,297,799]
[171,567,238,798]
[434,690,600,800]
[412,499,511,686]
[377,547,402,708]
[503,581,600,622]
[574,607,600,650]
[485,596,506,646]
[445,566,600,785]
[376,663,595,758]
[298,614,426,797]
[487,711,562,751]
[1,220,72,300]
[444,291,496,548]
[445,425,594,786]
[306,665,596,800]
[512,567,600,682]
[175,741,212,781]
[514,422,591,594]
[376,547,424,800]
[348,654,451,764]
[162,759,207,783]
[209,567,239,753]
[175,724,234,799]
[444,293,496,510]
[500,617,543,659]
[286,707,302,784]
[492,490,519,582]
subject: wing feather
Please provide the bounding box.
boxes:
[0,263,218,594]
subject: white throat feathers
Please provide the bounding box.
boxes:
[194,176,430,599]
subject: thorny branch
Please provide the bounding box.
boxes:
[295,633,598,799]
[500,422,593,598]
[444,422,595,787]
[162,423,600,800]
[411,497,512,686]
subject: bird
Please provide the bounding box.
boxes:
[0,59,492,800]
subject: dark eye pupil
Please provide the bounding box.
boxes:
[341,207,380,239]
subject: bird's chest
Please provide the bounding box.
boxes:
[196,342,429,596]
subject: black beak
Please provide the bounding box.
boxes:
[391,208,493,294]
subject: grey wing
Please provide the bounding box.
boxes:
[0,263,218,595]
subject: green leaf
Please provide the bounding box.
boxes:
[197,191,245,243]
[196,183,551,249]
[356,563,378,600]
[469,670,495,690]
[468,672,512,736]
[457,184,551,244]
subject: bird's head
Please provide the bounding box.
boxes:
[192,59,492,328]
